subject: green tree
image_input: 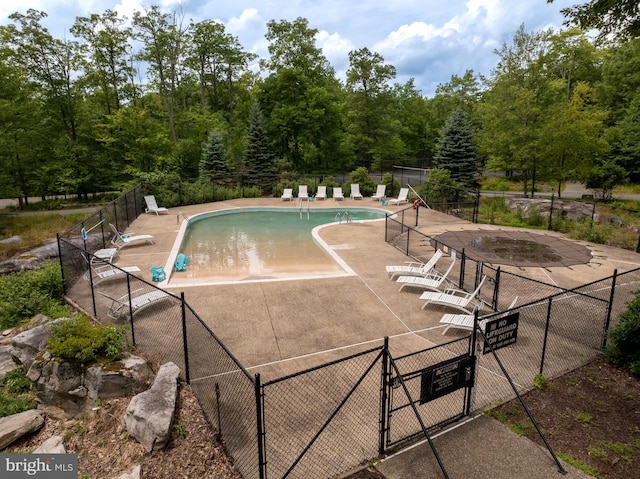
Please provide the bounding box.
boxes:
[71,10,136,115]
[133,6,189,145]
[345,47,400,171]
[596,38,640,182]
[392,79,432,165]
[542,81,608,197]
[549,0,640,40]
[244,102,275,192]
[583,159,627,201]
[259,18,345,172]
[604,289,640,375]
[200,130,229,182]
[433,109,480,189]
[478,25,554,196]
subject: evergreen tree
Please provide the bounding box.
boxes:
[244,102,276,193]
[433,109,480,189]
[200,130,229,181]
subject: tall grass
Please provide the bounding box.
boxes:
[0,213,87,261]
[0,262,71,329]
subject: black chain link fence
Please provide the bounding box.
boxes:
[260,347,385,479]
[56,186,640,479]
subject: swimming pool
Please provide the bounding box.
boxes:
[165,207,387,285]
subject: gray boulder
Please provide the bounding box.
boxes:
[110,465,142,479]
[28,353,154,418]
[85,354,154,400]
[0,409,45,450]
[0,345,18,382]
[11,317,66,370]
[33,435,66,453]
[124,362,181,452]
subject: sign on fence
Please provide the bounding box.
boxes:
[483,312,520,354]
[420,354,475,404]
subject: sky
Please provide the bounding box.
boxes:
[0,0,577,97]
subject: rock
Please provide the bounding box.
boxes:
[0,345,19,382]
[33,435,66,454]
[0,233,104,274]
[0,409,45,450]
[110,465,142,479]
[125,362,181,452]
[504,197,623,225]
[85,354,154,401]
[33,358,85,417]
[0,235,22,245]
[11,318,65,370]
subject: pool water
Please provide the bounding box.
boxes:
[174,208,386,283]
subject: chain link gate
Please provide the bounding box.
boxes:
[384,335,474,450]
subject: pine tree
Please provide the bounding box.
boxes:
[200,131,229,181]
[433,109,480,189]
[244,102,276,192]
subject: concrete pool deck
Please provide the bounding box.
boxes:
[111,196,639,479]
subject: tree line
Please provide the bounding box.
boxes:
[1,5,639,204]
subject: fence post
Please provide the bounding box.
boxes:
[126,275,136,347]
[601,269,618,349]
[405,226,410,256]
[459,248,466,290]
[180,292,190,384]
[255,373,267,479]
[540,297,553,375]
[547,194,554,230]
[56,234,67,296]
[474,190,480,223]
[465,310,479,416]
[492,267,501,311]
[379,337,390,456]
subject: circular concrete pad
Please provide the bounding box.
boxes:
[434,230,592,268]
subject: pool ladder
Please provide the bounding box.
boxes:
[299,199,310,219]
[177,211,191,225]
[335,211,351,224]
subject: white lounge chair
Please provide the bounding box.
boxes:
[109,223,154,249]
[82,253,141,284]
[386,249,444,281]
[144,195,168,215]
[98,288,172,320]
[397,251,457,293]
[388,188,409,205]
[316,186,327,200]
[419,275,487,314]
[372,185,386,201]
[333,187,344,201]
[281,188,293,201]
[350,184,363,200]
[440,297,518,335]
[298,185,309,201]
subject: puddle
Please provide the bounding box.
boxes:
[468,236,562,263]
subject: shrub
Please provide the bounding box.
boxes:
[2,367,34,394]
[482,177,510,191]
[0,367,36,418]
[605,290,640,375]
[48,317,127,365]
[0,262,70,329]
[346,167,377,197]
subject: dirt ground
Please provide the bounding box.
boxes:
[489,357,640,479]
[7,356,638,478]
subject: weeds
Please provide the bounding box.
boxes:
[556,452,597,475]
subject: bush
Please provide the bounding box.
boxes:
[0,368,36,418]
[47,317,127,365]
[482,177,511,191]
[0,262,70,329]
[2,367,33,395]
[605,290,640,375]
[346,167,377,197]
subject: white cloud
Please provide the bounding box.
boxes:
[0,0,577,96]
